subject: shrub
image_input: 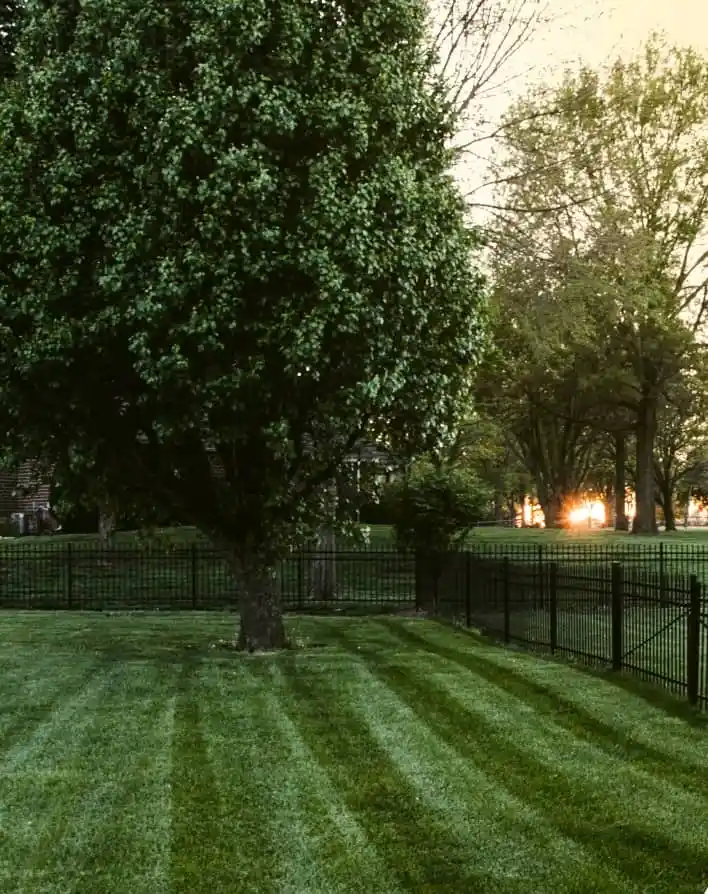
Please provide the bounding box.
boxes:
[383,462,491,556]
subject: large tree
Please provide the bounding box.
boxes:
[487,35,708,533]
[654,371,708,530]
[0,0,486,649]
[0,0,23,83]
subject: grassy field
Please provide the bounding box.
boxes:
[2,613,708,894]
[12,521,708,549]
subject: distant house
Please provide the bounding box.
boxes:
[5,438,400,533]
[0,461,52,530]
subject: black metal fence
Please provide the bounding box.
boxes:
[0,539,706,710]
[0,541,415,613]
[428,544,708,711]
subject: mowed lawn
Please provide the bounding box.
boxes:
[2,615,708,893]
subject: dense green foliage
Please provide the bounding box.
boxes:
[0,0,23,83]
[0,0,486,583]
[479,35,708,532]
[384,462,490,555]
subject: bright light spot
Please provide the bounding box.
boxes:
[568,502,606,526]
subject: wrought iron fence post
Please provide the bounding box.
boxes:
[465,550,472,628]
[66,543,73,609]
[297,550,304,611]
[659,541,666,604]
[549,561,558,653]
[503,556,510,643]
[611,562,624,671]
[191,544,198,609]
[687,575,701,707]
[538,544,544,610]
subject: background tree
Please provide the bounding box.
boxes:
[0,0,486,649]
[654,372,708,530]
[384,460,490,609]
[447,410,531,522]
[477,265,600,528]
[487,35,708,533]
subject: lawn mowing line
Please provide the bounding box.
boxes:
[378,619,708,794]
[170,661,247,894]
[0,690,175,894]
[447,626,708,761]
[429,662,708,847]
[249,660,404,894]
[0,664,117,777]
[277,651,544,894]
[0,664,140,890]
[53,665,179,894]
[171,660,287,894]
[378,622,708,831]
[0,654,99,755]
[333,624,708,893]
[332,654,625,893]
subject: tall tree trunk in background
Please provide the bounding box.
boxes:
[98,504,116,545]
[614,433,629,531]
[663,494,676,532]
[312,481,337,600]
[235,557,286,651]
[632,394,658,535]
[493,493,504,523]
[656,480,677,532]
[539,488,565,528]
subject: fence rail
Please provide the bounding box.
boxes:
[431,544,708,711]
[0,540,706,710]
[0,542,415,613]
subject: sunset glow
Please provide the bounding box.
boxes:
[568,503,606,526]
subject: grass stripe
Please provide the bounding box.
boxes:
[0,663,177,894]
[0,667,121,889]
[170,660,248,893]
[333,621,708,893]
[335,655,629,892]
[0,654,101,756]
[277,649,529,894]
[255,660,403,894]
[25,663,175,894]
[379,619,708,794]
[0,666,116,779]
[170,658,305,893]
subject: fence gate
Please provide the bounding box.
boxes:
[618,568,703,705]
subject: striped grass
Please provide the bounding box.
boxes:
[1,612,707,893]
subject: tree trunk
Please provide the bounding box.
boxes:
[632,395,658,535]
[614,433,629,531]
[98,506,116,545]
[657,481,677,532]
[311,481,337,600]
[493,493,504,523]
[236,560,286,651]
[312,526,337,600]
[540,490,565,528]
[663,497,676,532]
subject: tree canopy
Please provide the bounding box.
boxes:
[484,35,708,533]
[0,0,487,647]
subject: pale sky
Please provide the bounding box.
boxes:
[457,0,708,218]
